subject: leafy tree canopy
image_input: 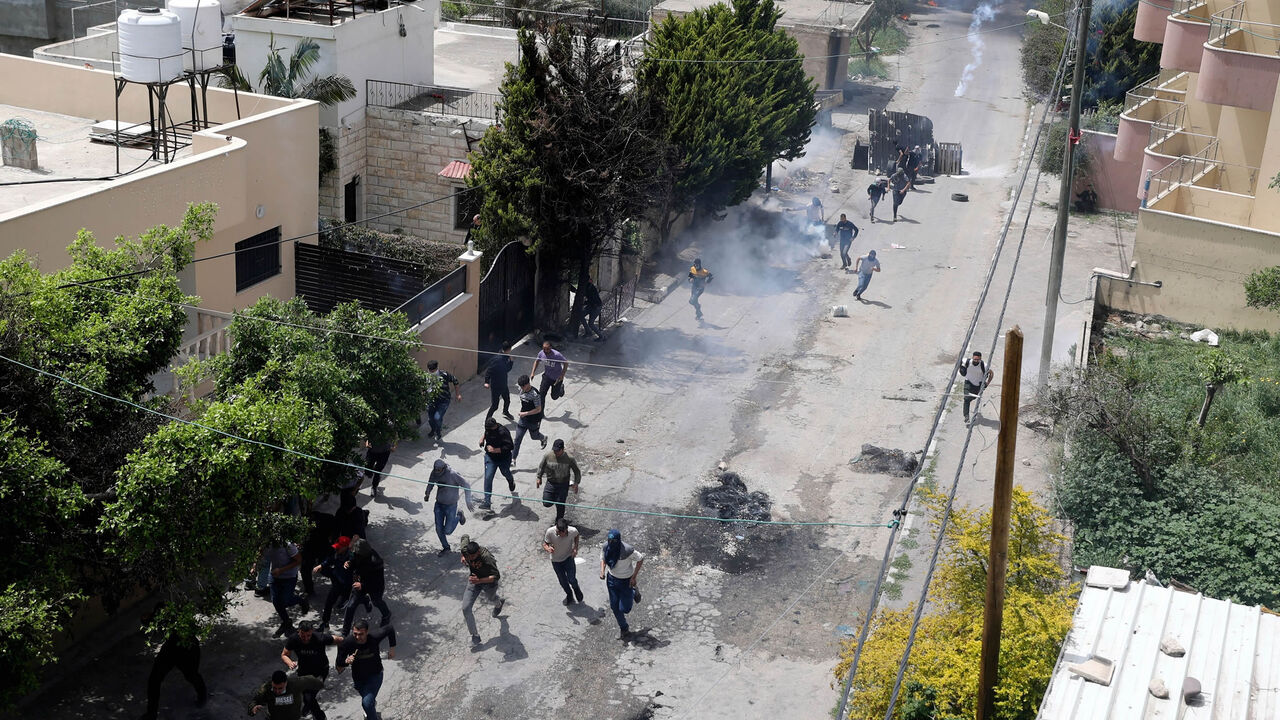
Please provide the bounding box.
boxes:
[1244,266,1280,311]
[835,487,1076,720]
[0,204,214,702]
[639,0,816,238]
[469,21,666,327]
[1042,326,1280,606]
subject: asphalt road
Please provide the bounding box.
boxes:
[24,5,1052,720]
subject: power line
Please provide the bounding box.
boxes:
[0,351,893,530]
[872,4,1079,713]
[832,4,1076,714]
[57,281,999,397]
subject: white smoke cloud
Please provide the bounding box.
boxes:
[955,4,997,97]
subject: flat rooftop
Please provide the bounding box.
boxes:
[433,24,520,95]
[652,0,868,28]
[0,104,187,216]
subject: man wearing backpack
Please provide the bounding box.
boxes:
[958,350,995,424]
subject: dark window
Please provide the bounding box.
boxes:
[235,226,282,292]
[453,186,481,230]
[344,175,360,223]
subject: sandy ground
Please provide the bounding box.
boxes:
[14,4,1140,720]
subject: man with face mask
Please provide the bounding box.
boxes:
[600,529,644,640]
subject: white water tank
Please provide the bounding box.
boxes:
[167,0,222,72]
[118,8,184,84]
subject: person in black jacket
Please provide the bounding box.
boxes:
[280,621,342,720]
[335,491,368,542]
[313,536,357,633]
[478,416,516,512]
[425,360,463,444]
[335,620,396,720]
[299,510,336,597]
[342,538,391,634]
[140,603,208,720]
[483,343,515,422]
[577,281,606,341]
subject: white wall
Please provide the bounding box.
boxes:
[231,0,435,127]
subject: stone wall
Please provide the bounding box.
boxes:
[363,105,493,243]
[319,114,367,222]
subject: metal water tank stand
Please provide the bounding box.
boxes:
[111,55,188,173]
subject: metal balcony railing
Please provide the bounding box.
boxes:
[1208,1,1280,54]
[366,80,501,121]
[1147,140,1259,206]
[1123,70,1188,115]
[1172,0,1209,20]
[1146,104,1215,153]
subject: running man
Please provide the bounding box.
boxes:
[482,343,515,422]
[247,670,324,720]
[890,169,911,222]
[530,340,568,411]
[853,250,881,301]
[600,529,644,640]
[957,350,995,424]
[543,518,583,606]
[835,213,859,270]
[688,258,713,320]
[460,538,506,645]
[867,178,888,223]
[511,374,547,464]
[536,438,581,522]
[335,619,396,720]
[280,621,342,720]
[425,360,462,444]
[423,459,475,555]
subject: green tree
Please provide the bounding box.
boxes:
[1043,328,1280,606]
[469,22,666,329]
[1244,266,1280,311]
[0,204,215,702]
[1084,1,1162,106]
[853,0,904,61]
[834,487,1075,720]
[1019,0,1067,98]
[639,0,816,242]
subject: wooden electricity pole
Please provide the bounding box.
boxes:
[977,325,1024,720]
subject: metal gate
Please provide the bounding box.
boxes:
[865,109,936,176]
[477,241,536,373]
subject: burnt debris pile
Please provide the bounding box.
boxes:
[849,444,921,477]
[699,471,772,524]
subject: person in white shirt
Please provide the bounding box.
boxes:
[543,519,583,606]
[599,529,644,640]
[958,350,995,423]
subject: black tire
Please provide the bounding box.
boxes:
[951,193,969,202]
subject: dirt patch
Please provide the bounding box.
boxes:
[849,444,921,476]
[699,472,772,524]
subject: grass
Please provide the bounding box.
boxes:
[847,22,910,80]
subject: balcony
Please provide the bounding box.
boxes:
[1116,71,1188,161]
[1146,144,1258,226]
[1135,0,1175,42]
[1140,104,1217,196]
[1196,2,1280,112]
[1160,0,1211,72]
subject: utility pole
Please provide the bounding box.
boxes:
[977,325,1024,720]
[1039,0,1092,387]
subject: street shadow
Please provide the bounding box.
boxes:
[436,439,481,459]
[493,501,541,523]
[857,299,893,310]
[892,216,921,225]
[373,492,421,516]
[495,618,527,662]
[626,627,670,651]
[697,319,729,330]
[550,410,586,429]
[565,603,608,627]
[972,416,1002,430]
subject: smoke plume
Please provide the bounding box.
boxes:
[954,3,996,97]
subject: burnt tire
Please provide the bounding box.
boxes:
[951,193,969,202]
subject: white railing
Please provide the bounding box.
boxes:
[175,310,234,365]
[1147,142,1258,205]
[1123,70,1187,115]
[1208,1,1280,54]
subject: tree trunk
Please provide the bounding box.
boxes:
[532,248,561,331]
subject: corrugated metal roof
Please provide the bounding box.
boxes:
[438,160,472,180]
[1037,566,1280,720]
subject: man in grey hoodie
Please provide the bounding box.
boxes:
[423,459,475,555]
